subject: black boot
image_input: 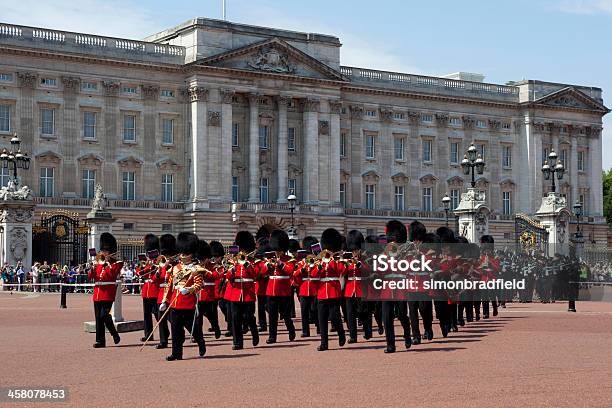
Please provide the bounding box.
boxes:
[198,343,206,357]
[166,354,182,361]
[384,346,396,353]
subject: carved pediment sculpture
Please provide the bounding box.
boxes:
[248,46,296,74]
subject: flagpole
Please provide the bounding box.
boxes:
[223,0,227,21]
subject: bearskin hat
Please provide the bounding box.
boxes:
[346,230,365,251]
[408,220,427,243]
[288,239,300,254]
[159,234,176,256]
[209,241,225,258]
[270,229,290,252]
[176,232,199,256]
[320,228,342,252]
[100,232,117,254]
[385,219,407,244]
[196,240,211,261]
[234,230,256,253]
[301,236,318,253]
[144,234,159,252]
[255,227,271,242]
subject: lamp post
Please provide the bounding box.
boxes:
[461,143,485,188]
[573,200,583,240]
[541,150,564,193]
[0,134,31,184]
[287,193,297,228]
[442,193,451,227]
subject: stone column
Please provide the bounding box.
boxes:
[589,126,603,216]
[407,111,421,209]
[248,93,260,202]
[302,99,320,204]
[329,100,342,206]
[17,72,36,189]
[220,90,235,202]
[349,105,364,208]
[454,188,490,243]
[379,107,394,210]
[0,199,35,272]
[102,81,120,198]
[188,86,209,209]
[535,193,571,256]
[61,76,80,197]
[276,95,290,203]
[488,119,502,212]
[141,84,159,201]
[569,126,579,204]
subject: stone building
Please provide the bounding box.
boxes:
[0,18,608,245]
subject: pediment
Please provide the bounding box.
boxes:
[117,155,143,167]
[447,176,464,186]
[77,153,103,166]
[156,157,180,171]
[419,173,438,184]
[529,87,609,113]
[35,150,62,163]
[362,170,380,182]
[192,37,345,82]
[391,172,410,183]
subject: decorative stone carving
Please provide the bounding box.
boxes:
[61,76,80,93]
[407,111,420,125]
[537,192,567,214]
[102,81,120,96]
[156,158,180,171]
[0,207,33,223]
[117,156,143,168]
[462,116,475,129]
[9,227,28,262]
[91,183,107,212]
[220,89,235,104]
[447,176,464,187]
[435,113,449,127]
[349,105,363,119]
[17,72,37,89]
[188,86,208,102]
[302,99,320,113]
[362,170,380,183]
[488,119,502,130]
[0,180,33,201]
[419,174,438,186]
[77,153,103,167]
[248,93,260,106]
[318,120,330,135]
[329,100,342,114]
[208,111,221,127]
[391,172,409,184]
[549,96,586,109]
[248,46,295,74]
[379,107,394,123]
[533,122,546,133]
[547,122,562,134]
[513,120,523,130]
[178,87,190,103]
[141,84,160,100]
[587,126,602,137]
[276,95,290,108]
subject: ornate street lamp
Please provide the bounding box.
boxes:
[461,143,485,188]
[442,193,451,227]
[287,193,297,228]
[1,133,31,183]
[573,199,583,239]
[541,149,564,193]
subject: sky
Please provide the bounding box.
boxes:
[1,0,611,169]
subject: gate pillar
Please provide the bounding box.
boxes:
[0,186,35,271]
[454,188,490,244]
[535,192,571,257]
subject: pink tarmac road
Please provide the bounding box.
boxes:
[1,291,611,408]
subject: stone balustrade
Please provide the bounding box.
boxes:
[0,23,185,64]
[33,197,184,210]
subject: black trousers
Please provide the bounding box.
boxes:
[196,300,220,333]
[267,296,295,340]
[257,295,268,329]
[345,296,372,340]
[94,300,118,345]
[157,303,169,345]
[299,296,318,336]
[408,300,432,337]
[434,300,451,330]
[382,300,410,348]
[219,299,232,331]
[170,308,204,358]
[231,301,258,347]
[318,298,345,347]
[142,298,158,339]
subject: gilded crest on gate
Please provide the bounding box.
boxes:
[55,219,67,239]
[519,231,536,249]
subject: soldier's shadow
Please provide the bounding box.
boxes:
[182,353,259,360]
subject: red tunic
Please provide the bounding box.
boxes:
[265,255,294,297]
[224,262,257,302]
[479,254,500,282]
[138,264,160,299]
[89,261,123,302]
[198,261,219,302]
[293,259,319,297]
[343,258,366,298]
[155,264,172,305]
[311,259,345,300]
[164,263,202,310]
[253,259,269,296]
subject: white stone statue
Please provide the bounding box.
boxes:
[91,183,107,211]
[0,177,32,201]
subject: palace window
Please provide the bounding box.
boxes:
[162,224,173,232]
[422,187,432,212]
[232,176,239,202]
[476,120,487,129]
[259,125,270,149]
[365,109,376,117]
[40,77,57,87]
[542,147,549,165]
[39,167,54,197]
[560,149,568,168]
[82,169,96,199]
[449,117,462,126]
[122,171,135,200]
[340,183,346,208]
[421,114,433,123]
[288,178,296,195]
[502,191,512,215]
[502,145,512,168]
[502,122,511,130]
[394,186,405,211]
[0,167,10,188]
[123,114,136,142]
[365,184,376,210]
[365,134,376,159]
[394,112,405,120]
[0,73,13,82]
[450,142,459,164]
[41,108,55,135]
[288,127,296,151]
[82,81,97,91]
[422,139,432,162]
[340,131,347,157]
[394,137,405,161]
[577,151,585,172]
[259,178,269,203]
[161,173,173,202]
[162,118,174,145]
[122,86,137,95]
[0,105,10,132]
[83,111,96,139]
[450,189,460,209]
[476,143,486,160]
[232,123,239,147]
[160,89,174,98]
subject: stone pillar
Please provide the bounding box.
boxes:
[569,126,579,204]
[407,111,421,209]
[102,81,120,198]
[454,188,490,243]
[302,99,320,204]
[329,100,342,206]
[61,76,80,197]
[535,192,571,256]
[588,127,603,216]
[17,72,36,188]
[188,86,209,209]
[220,90,235,202]
[380,107,394,210]
[0,199,35,272]
[248,93,260,202]
[141,84,159,200]
[276,96,290,203]
[349,105,364,208]
[488,120,502,212]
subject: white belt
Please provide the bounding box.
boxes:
[302,277,320,281]
[159,284,168,288]
[347,277,363,281]
[384,274,405,279]
[269,276,290,280]
[320,277,340,282]
[94,281,116,286]
[234,278,254,283]
[202,282,216,286]
[144,279,154,283]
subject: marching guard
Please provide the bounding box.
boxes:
[152,234,176,349]
[138,234,161,342]
[344,230,372,342]
[195,240,222,339]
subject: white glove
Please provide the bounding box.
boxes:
[180,287,190,295]
[159,302,167,312]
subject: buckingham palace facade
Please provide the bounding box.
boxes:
[0,18,608,244]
